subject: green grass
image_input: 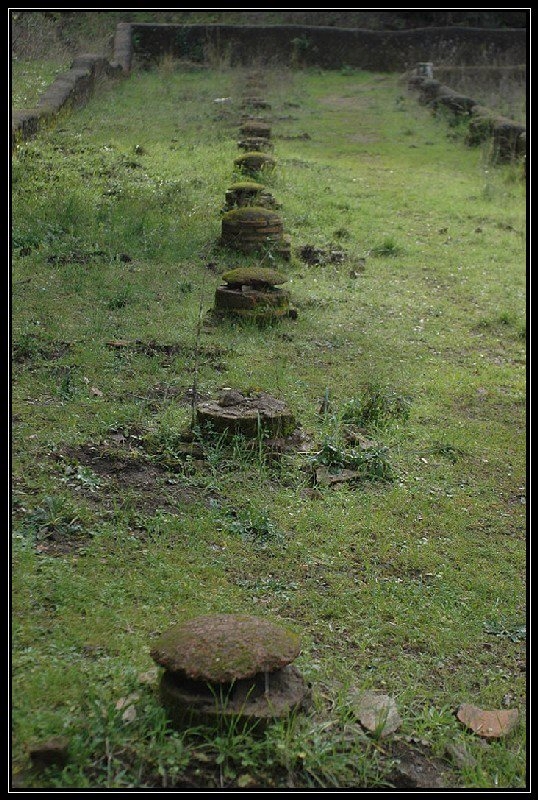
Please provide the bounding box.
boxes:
[11,62,526,789]
[11,58,70,107]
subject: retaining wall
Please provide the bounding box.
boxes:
[12,22,526,157]
[125,23,526,71]
[407,71,526,163]
[11,53,122,146]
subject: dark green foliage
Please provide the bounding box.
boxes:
[17,495,85,542]
[340,385,411,430]
[311,439,395,482]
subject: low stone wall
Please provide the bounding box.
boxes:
[407,71,526,163]
[11,53,123,146]
[433,64,526,89]
[124,23,525,72]
[11,22,526,152]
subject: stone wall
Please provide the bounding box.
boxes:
[125,23,526,71]
[407,71,526,163]
[11,23,526,147]
[11,53,122,146]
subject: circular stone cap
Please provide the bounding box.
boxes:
[227,181,266,192]
[195,392,296,437]
[221,267,288,287]
[234,153,276,170]
[150,614,301,683]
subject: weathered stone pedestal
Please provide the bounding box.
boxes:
[196,388,296,438]
[220,207,290,259]
[224,181,279,211]
[240,121,272,139]
[213,267,290,321]
[234,152,276,176]
[150,614,309,730]
[238,136,274,152]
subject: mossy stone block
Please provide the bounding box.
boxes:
[150,614,301,682]
[221,267,288,287]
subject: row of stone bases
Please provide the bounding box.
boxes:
[150,78,307,732]
[214,75,293,324]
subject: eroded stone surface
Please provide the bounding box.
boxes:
[238,136,274,152]
[240,121,272,139]
[456,704,519,738]
[159,663,310,729]
[150,614,301,682]
[214,286,290,318]
[221,267,288,287]
[353,691,402,737]
[224,182,279,211]
[195,392,296,438]
[221,206,285,254]
[234,152,276,175]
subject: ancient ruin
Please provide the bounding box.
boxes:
[195,388,297,438]
[233,151,276,176]
[213,266,291,321]
[220,206,290,259]
[150,613,309,728]
[239,121,272,139]
[237,136,274,152]
[223,181,279,211]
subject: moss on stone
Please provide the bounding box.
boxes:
[221,267,288,286]
[227,181,266,192]
[235,152,276,162]
[221,206,281,223]
[196,392,296,438]
[234,153,276,173]
[150,614,301,683]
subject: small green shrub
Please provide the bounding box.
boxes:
[368,237,404,257]
[218,504,285,546]
[340,384,411,429]
[311,438,395,482]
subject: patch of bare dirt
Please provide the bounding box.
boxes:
[106,339,231,371]
[12,337,72,364]
[59,443,214,517]
[385,738,454,788]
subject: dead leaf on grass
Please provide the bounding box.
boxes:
[115,692,140,711]
[456,703,519,738]
[138,667,159,684]
[353,690,401,737]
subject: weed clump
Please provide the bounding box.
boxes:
[369,237,404,257]
[311,438,395,483]
[340,384,411,430]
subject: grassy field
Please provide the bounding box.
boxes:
[11,61,526,790]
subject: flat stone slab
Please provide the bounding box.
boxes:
[353,691,402,737]
[150,613,301,682]
[221,267,288,287]
[196,392,296,438]
[159,663,310,729]
[456,704,519,738]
